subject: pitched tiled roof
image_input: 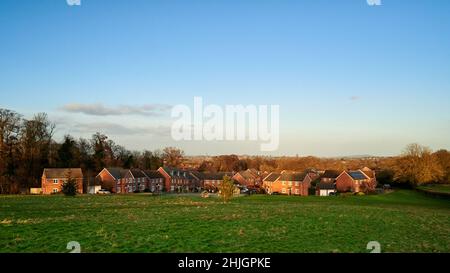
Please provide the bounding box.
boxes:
[130,169,147,178]
[321,170,340,179]
[263,172,281,182]
[143,170,164,179]
[43,168,83,179]
[279,172,307,181]
[162,167,199,180]
[239,170,258,179]
[104,168,128,180]
[201,172,232,180]
[189,171,204,180]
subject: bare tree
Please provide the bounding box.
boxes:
[0,109,22,193]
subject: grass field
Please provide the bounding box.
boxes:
[0,190,449,253]
[418,184,450,194]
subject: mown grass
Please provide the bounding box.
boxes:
[418,184,450,194]
[0,190,449,253]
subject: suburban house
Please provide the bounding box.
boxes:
[262,171,315,196]
[96,167,128,193]
[123,169,149,193]
[335,168,377,193]
[202,172,233,192]
[41,168,84,194]
[262,172,281,194]
[314,170,340,196]
[158,167,202,192]
[142,170,165,193]
[232,169,263,188]
[320,170,341,183]
[96,168,165,193]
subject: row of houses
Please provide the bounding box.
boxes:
[261,167,377,196]
[40,166,377,196]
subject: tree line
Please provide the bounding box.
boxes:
[1,108,449,193]
[0,109,185,193]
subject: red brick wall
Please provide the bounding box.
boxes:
[97,170,117,193]
[42,178,83,194]
[302,175,312,196]
[267,179,309,196]
[233,173,258,187]
[158,168,172,192]
[336,172,355,193]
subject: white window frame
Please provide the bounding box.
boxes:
[52,188,59,193]
[53,179,58,184]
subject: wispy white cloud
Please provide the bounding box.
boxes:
[349,96,361,101]
[70,122,171,137]
[60,103,172,116]
[52,116,171,137]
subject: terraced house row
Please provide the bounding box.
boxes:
[40,166,377,196]
[262,167,377,196]
[96,168,165,193]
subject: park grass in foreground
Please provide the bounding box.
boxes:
[0,190,449,253]
[418,184,450,194]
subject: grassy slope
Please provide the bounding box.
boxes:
[0,190,449,253]
[418,184,450,194]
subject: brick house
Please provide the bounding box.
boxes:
[158,167,201,193]
[123,169,148,193]
[335,169,377,193]
[263,171,314,196]
[96,167,128,193]
[232,169,263,188]
[320,170,341,183]
[202,172,233,192]
[315,170,340,196]
[262,172,281,194]
[41,168,84,194]
[142,170,165,193]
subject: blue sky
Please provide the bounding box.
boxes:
[1,0,449,156]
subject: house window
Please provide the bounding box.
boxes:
[295,189,299,194]
[288,181,292,186]
[53,179,58,184]
[282,188,286,194]
[52,188,58,193]
[282,181,285,186]
[295,182,300,186]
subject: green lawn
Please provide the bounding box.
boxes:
[418,184,450,194]
[0,190,449,253]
